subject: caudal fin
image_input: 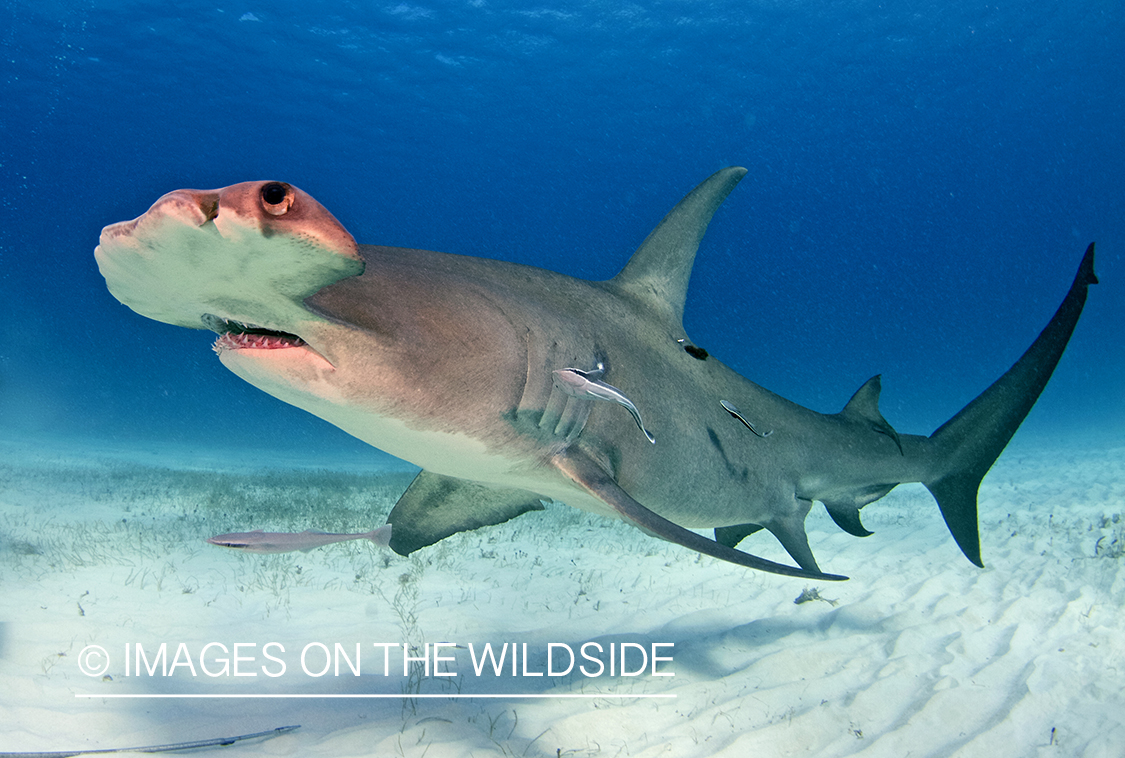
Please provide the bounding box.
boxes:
[925,243,1097,566]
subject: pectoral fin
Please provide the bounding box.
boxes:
[386,471,547,555]
[553,450,847,581]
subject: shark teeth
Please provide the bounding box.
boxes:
[212,332,305,354]
[203,313,305,354]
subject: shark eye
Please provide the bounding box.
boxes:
[260,182,294,216]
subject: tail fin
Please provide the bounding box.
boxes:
[925,243,1097,566]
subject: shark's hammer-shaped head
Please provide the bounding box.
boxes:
[95,181,534,480]
[94,181,365,372]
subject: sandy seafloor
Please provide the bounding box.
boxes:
[1,435,1123,758]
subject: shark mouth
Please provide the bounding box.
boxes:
[203,314,306,354]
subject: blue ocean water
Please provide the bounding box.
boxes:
[1,0,1121,457]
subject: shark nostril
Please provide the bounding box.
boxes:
[198,195,220,223]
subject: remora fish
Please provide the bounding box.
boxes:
[553,367,656,443]
[95,169,1097,581]
[207,525,393,554]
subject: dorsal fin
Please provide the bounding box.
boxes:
[609,167,747,327]
[839,375,903,454]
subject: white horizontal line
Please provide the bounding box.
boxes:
[75,693,675,699]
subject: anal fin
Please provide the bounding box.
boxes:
[386,471,546,556]
[822,500,874,537]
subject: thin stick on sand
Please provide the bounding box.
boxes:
[0,724,300,757]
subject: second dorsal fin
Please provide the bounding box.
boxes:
[839,375,903,455]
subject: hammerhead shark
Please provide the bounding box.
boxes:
[94,168,1096,581]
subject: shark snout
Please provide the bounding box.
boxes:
[96,190,221,253]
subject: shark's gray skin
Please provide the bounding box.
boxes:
[94,170,1097,581]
